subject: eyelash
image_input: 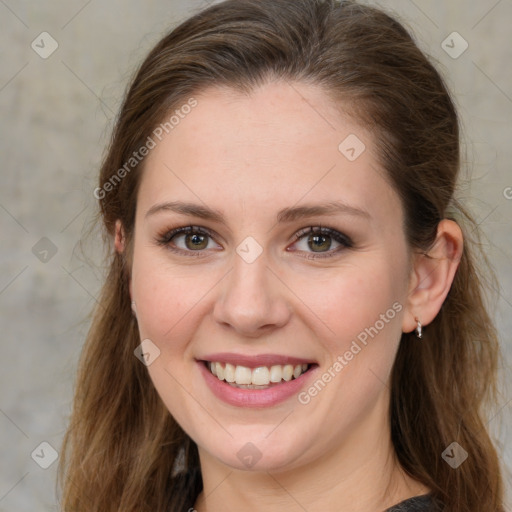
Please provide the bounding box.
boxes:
[155,225,353,259]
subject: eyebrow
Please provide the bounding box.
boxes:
[145,200,371,223]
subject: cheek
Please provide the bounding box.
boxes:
[129,237,213,335]
[129,252,211,429]
[290,261,407,437]
[296,259,406,353]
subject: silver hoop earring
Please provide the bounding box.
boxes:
[131,301,137,317]
[415,318,422,339]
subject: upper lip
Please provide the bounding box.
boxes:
[198,353,316,368]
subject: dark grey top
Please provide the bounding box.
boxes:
[385,494,439,511]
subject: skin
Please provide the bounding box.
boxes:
[116,81,463,511]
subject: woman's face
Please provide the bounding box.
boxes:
[129,81,413,472]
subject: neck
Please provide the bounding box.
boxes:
[194,393,428,512]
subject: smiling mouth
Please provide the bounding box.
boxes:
[203,361,313,389]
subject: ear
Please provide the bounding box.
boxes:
[114,219,126,253]
[402,219,463,335]
[114,220,133,301]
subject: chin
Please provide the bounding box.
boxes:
[197,429,315,473]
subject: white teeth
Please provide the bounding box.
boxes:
[269,365,282,383]
[207,361,310,386]
[252,366,270,385]
[282,364,293,381]
[215,362,224,380]
[234,365,252,385]
[224,363,236,383]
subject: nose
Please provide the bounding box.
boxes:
[212,251,292,337]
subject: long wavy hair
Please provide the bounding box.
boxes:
[58,1,506,510]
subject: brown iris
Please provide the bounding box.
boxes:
[185,233,209,250]
[308,234,331,252]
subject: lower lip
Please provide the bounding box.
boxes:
[197,361,318,408]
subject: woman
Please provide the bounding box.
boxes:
[58,1,506,510]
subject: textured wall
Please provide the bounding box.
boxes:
[0,0,510,510]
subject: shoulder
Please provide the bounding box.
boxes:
[385,494,442,512]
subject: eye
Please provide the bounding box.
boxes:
[289,226,353,258]
[156,225,353,259]
[156,226,221,255]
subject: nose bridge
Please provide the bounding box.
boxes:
[212,248,291,335]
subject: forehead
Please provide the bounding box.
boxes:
[137,81,400,226]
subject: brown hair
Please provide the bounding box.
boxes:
[58,1,506,510]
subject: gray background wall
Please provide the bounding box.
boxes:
[0,0,510,510]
